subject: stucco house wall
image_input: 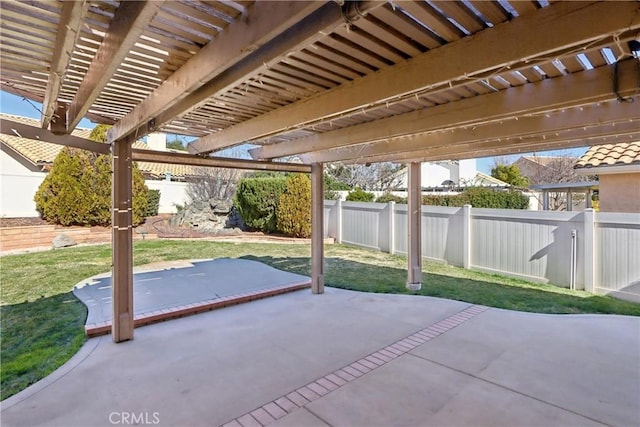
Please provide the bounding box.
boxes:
[574,142,640,214]
[598,173,640,213]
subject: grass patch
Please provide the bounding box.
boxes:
[2,240,639,400]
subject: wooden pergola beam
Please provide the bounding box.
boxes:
[299,99,640,163]
[41,0,89,130]
[131,149,311,173]
[66,1,164,131]
[265,59,639,161]
[418,133,640,164]
[0,118,110,154]
[191,1,640,154]
[109,1,335,142]
[344,120,640,164]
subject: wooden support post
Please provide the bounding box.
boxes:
[406,162,422,291]
[543,191,549,210]
[311,163,324,294]
[112,135,134,342]
[567,191,573,211]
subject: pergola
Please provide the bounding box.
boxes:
[1,0,639,342]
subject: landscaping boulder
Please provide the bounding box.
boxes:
[52,234,77,248]
[170,199,245,232]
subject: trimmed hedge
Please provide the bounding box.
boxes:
[422,187,529,209]
[234,177,287,233]
[375,193,407,204]
[346,187,375,202]
[276,174,311,238]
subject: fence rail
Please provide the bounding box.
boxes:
[324,201,640,302]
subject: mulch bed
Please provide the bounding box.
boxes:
[0,217,49,228]
[0,216,311,243]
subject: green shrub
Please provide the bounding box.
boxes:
[145,189,161,217]
[324,173,350,191]
[276,174,311,238]
[35,128,149,226]
[421,188,529,209]
[375,193,407,204]
[234,177,287,233]
[346,187,375,202]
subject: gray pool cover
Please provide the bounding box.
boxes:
[73,258,310,325]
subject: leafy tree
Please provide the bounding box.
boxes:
[276,174,311,238]
[35,125,149,226]
[326,162,402,191]
[89,124,110,142]
[166,139,187,151]
[491,164,529,187]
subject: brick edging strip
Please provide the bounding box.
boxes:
[85,281,311,337]
[221,304,489,427]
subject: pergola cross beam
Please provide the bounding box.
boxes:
[261,58,639,161]
[299,98,640,164]
[190,1,640,154]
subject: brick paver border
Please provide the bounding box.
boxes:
[221,304,489,427]
[85,281,311,337]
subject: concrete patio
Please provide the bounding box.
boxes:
[2,287,638,427]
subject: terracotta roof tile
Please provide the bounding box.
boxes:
[575,141,640,169]
[0,114,196,179]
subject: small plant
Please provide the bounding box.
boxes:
[346,187,375,202]
[276,173,311,238]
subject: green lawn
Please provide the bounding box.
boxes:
[2,240,639,400]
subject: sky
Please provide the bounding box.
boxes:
[0,90,588,174]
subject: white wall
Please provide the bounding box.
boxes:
[145,180,190,214]
[1,151,47,217]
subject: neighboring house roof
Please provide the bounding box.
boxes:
[0,114,198,180]
[473,171,510,187]
[574,142,640,173]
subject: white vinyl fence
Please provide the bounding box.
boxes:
[324,200,640,301]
